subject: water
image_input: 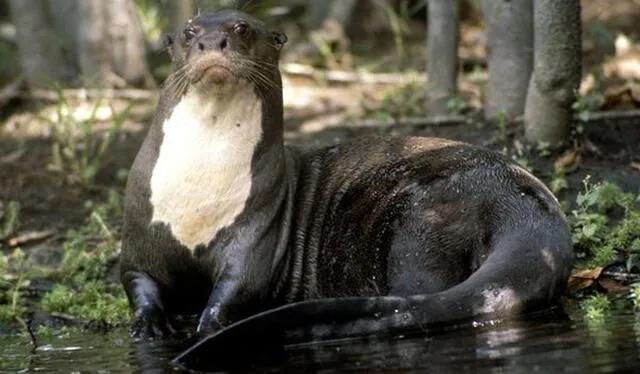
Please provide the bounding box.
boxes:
[2,303,639,373]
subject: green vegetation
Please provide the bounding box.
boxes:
[361,81,426,121]
[0,249,30,323]
[41,282,129,326]
[0,200,20,240]
[550,167,569,195]
[0,192,129,327]
[44,90,132,188]
[569,177,640,268]
[446,96,471,116]
[580,293,612,323]
[135,0,169,43]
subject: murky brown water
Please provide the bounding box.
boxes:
[2,303,640,373]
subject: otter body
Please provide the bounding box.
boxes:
[120,10,573,341]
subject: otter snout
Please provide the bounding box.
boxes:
[196,32,229,53]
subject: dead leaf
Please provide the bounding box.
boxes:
[554,150,581,170]
[567,278,596,293]
[572,267,604,279]
[598,278,630,294]
[603,84,640,110]
[579,74,596,96]
[567,267,603,293]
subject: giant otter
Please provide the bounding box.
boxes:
[120,9,573,351]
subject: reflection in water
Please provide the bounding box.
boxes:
[1,305,640,373]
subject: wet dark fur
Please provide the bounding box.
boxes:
[120,9,574,348]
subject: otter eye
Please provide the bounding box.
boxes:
[184,26,197,41]
[233,22,248,36]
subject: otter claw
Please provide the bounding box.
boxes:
[131,307,177,340]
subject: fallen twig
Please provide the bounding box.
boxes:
[8,230,56,247]
[0,148,27,164]
[282,63,426,85]
[577,108,640,122]
[21,88,157,102]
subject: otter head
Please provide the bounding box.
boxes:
[164,10,288,95]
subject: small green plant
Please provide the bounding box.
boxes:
[135,0,169,43]
[0,201,20,241]
[631,283,640,309]
[570,177,640,267]
[580,293,611,323]
[0,191,127,328]
[55,198,121,285]
[0,249,31,323]
[38,195,129,325]
[536,141,553,158]
[550,167,568,195]
[572,91,605,122]
[45,89,131,187]
[446,96,470,116]
[361,81,425,121]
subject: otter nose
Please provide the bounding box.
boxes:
[197,33,229,52]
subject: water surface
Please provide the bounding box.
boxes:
[2,303,639,373]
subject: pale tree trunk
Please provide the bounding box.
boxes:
[8,0,69,88]
[169,0,195,32]
[426,0,460,116]
[482,0,533,120]
[307,0,358,30]
[524,0,581,145]
[10,0,153,89]
[76,0,112,87]
[105,0,154,87]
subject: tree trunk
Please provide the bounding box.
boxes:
[524,0,581,145]
[307,0,358,30]
[75,0,112,87]
[169,0,195,32]
[482,0,533,120]
[426,0,460,116]
[105,0,154,87]
[8,0,69,88]
[10,0,153,89]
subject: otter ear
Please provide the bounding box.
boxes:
[271,31,288,51]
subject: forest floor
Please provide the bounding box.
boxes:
[0,0,639,329]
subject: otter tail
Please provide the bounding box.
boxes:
[173,223,573,371]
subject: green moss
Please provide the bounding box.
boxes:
[36,201,129,326]
[41,282,129,326]
[0,193,128,328]
[56,230,118,284]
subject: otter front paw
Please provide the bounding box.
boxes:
[196,305,230,332]
[131,305,177,340]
